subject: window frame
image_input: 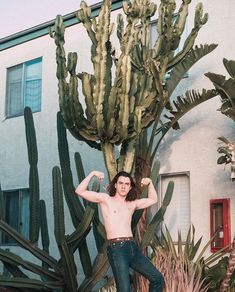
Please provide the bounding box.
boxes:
[5,57,42,119]
[0,188,29,246]
[159,171,191,243]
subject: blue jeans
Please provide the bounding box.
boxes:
[107,240,164,292]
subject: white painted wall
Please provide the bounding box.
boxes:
[158,0,235,253]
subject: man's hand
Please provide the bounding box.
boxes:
[92,171,104,181]
[141,177,152,187]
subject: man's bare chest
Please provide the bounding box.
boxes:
[101,199,135,218]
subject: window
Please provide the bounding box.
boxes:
[210,198,231,252]
[0,189,29,245]
[160,173,190,241]
[5,57,42,118]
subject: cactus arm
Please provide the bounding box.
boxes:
[80,73,96,125]
[2,261,28,279]
[40,200,49,255]
[24,107,40,244]
[57,112,85,224]
[53,167,91,278]
[51,16,100,147]
[153,0,176,57]
[92,0,113,138]
[60,242,78,291]
[40,200,50,254]
[174,0,190,35]
[78,248,110,292]
[117,13,124,42]
[167,3,209,70]
[0,184,5,220]
[57,119,94,278]
[121,139,136,174]
[0,249,61,281]
[74,156,106,245]
[0,220,58,270]
[0,276,64,290]
[101,142,117,180]
[52,167,65,247]
[106,86,119,140]
[67,206,94,248]
[67,52,99,141]
[39,200,50,272]
[77,1,97,46]
[74,152,86,183]
[90,181,106,251]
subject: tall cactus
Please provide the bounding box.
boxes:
[51,0,217,181]
[24,107,40,244]
[50,1,219,291]
[0,108,105,292]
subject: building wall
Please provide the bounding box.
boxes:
[158,0,235,251]
[0,0,234,280]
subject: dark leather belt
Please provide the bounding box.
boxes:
[107,237,134,244]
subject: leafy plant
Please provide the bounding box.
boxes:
[151,225,228,292]
[206,58,235,291]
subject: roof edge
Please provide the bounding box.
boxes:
[0,0,123,51]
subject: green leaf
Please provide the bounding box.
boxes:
[162,89,217,131]
[166,44,217,96]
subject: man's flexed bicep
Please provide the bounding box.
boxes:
[134,178,158,210]
[75,171,107,203]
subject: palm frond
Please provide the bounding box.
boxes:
[223,58,235,80]
[160,89,217,133]
[205,72,235,106]
[218,136,231,144]
[166,44,217,96]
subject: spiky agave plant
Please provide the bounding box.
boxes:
[151,225,228,292]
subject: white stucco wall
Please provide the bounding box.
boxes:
[158,0,235,253]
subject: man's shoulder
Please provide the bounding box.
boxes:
[98,192,110,203]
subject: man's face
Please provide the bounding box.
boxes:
[115,176,132,197]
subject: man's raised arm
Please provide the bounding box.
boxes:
[135,177,158,210]
[75,171,106,203]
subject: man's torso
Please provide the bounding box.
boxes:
[100,196,136,239]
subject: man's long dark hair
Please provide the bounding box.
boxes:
[107,171,139,201]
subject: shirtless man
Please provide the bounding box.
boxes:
[76,170,164,292]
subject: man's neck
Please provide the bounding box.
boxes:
[114,193,127,202]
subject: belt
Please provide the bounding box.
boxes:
[107,237,134,244]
